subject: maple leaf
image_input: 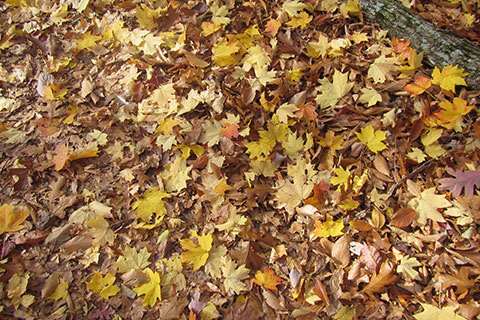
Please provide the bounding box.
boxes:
[358,88,382,107]
[315,70,354,109]
[404,76,432,96]
[212,40,240,67]
[7,272,32,310]
[76,31,102,51]
[282,0,306,17]
[355,125,387,154]
[331,166,351,191]
[214,178,234,196]
[158,156,192,192]
[132,187,170,224]
[431,65,469,92]
[136,4,159,29]
[253,268,282,291]
[275,174,314,214]
[134,268,162,307]
[86,272,120,300]
[286,11,312,29]
[368,55,399,83]
[48,278,69,301]
[439,168,480,197]
[430,98,472,132]
[116,246,151,273]
[87,214,114,245]
[180,230,213,271]
[0,203,29,235]
[414,303,465,320]
[421,129,445,159]
[306,34,329,59]
[205,245,228,279]
[216,211,246,236]
[222,257,250,294]
[407,187,452,226]
[312,215,344,238]
[393,248,421,280]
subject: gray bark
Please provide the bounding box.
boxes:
[357,0,480,90]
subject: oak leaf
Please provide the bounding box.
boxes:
[0,203,29,235]
[362,261,398,294]
[439,168,480,197]
[134,268,162,307]
[86,272,120,300]
[53,142,69,171]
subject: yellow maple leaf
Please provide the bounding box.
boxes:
[201,21,223,36]
[430,98,472,132]
[158,156,192,192]
[319,130,344,152]
[86,272,120,300]
[331,166,351,191]
[315,70,354,109]
[132,187,170,224]
[134,268,162,307]
[275,175,314,214]
[136,4,160,29]
[312,215,344,238]
[421,129,445,158]
[87,214,114,245]
[76,31,102,51]
[408,187,451,226]
[222,257,250,294]
[180,230,213,271]
[368,55,399,84]
[414,303,464,320]
[214,178,234,196]
[48,279,69,301]
[404,76,432,96]
[285,68,304,83]
[116,246,151,273]
[306,34,329,59]
[431,65,468,92]
[0,203,29,235]
[212,40,240,67]
[355,125,387,154]
[286,11,312,29]
[358,88,382,107]
[253,268,282,291]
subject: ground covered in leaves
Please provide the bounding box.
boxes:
[1,0,480,319]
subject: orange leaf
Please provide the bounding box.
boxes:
[219,123,239,139]
[404,76,431,96]
[0,204,29,235]
[362,261,398,295]
[253,268,282,291]
[265,19,281,37]
[53,143,69,171]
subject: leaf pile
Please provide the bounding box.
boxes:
[0,0,480,319]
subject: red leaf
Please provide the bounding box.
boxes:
[439,168,480,197]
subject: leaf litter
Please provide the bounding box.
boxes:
[0,0,479,319]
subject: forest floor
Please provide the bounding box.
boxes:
[0,0,480,319]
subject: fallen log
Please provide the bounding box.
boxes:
[356,0,480,90]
